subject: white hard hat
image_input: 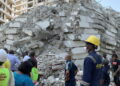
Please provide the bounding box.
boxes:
[0,49,7,62]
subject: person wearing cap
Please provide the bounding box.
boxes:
[80,35,103,86]
[0,49,14,86]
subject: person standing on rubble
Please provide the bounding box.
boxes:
[80,35,103,86]
[22,51,30,62]
[7,50,20,71]
[101,59,110,86]
[65,55,78,86]
[111,54,120,86]
[0,49,14,86]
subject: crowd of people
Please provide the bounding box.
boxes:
[0,35,120,86]
[65,35,120,86]
[0,49,39,86]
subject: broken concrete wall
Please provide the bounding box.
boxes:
[0,0,120,85]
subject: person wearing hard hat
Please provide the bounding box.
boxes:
[80,35,103,86]
[0,49,14,86]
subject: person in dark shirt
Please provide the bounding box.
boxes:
[111,54,120,86]
[101,59,110,86]
[65,55,78,86]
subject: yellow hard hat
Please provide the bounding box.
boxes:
[85,35,100,46]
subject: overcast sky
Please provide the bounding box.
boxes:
[96,0,120,12]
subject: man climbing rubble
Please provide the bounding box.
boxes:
[81,35,103,86]
[65,55,78,86]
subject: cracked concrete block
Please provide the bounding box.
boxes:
[67,34,75,40]
[13,37,31,46]
[5,28,18,34]
[9,22,21,28]
[15,18,27,22]
[36,20,50,30]
[59,11,65,17]
[64,41,85,48]
[84,29,99,34]
[71,47,86,54]
[105,30,115,37]
[108,25,117,33]
[72,53,87,59]
[6,40,14,45]
[80,34,100,41]
[22,29,33,36]
[7,35,19,40]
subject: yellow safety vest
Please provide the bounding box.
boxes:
[0,67,10,86]
[31,67,39,82]
[2,60,11,70]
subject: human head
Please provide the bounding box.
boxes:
[65,55,72,61]
[85,35,100,52]
[0,49,7,65]
[23,51,29,56]
[9,50,15,54]
[28,59,37,67]
[29,51,35,58]
[18,61,33,76]
[112,54,118,61]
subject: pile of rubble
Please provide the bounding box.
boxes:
[0,0,120,85]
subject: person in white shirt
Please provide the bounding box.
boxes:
[23,51,30,62]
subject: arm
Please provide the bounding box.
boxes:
[81,58,94,86]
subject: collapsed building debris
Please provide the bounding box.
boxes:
[0,0,120,85]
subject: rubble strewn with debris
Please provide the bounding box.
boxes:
[0,0,120,85]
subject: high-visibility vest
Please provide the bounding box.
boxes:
[0,67,10,86]
[31,67,39,82]
[2,60,11,70]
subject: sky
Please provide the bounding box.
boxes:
[96,0,120,12]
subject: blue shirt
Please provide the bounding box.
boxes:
[81,51,102,86]
[14,72,34,86]
[7,54,20,71]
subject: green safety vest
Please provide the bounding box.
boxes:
[0,67,10,86]
[31,67,39,82]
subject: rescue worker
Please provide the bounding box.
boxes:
[0,49,14,86]
[101,59,110,86]
[81,35,102,86]
[65,55,78,86]
[111,54,120,86]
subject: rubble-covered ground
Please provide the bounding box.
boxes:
[0,0,120,85]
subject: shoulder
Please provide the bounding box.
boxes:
[85,55,96,63]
